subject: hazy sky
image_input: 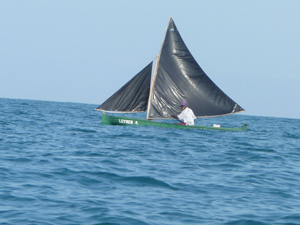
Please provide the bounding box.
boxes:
[1,1,299,119]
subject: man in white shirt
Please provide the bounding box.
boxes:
[171,101,196,125]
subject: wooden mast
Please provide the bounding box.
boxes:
[146,16,173,120]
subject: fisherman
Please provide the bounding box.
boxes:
[171,101,196,125]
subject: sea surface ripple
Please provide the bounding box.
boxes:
[1,98,300,225]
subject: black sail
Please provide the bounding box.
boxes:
[97,62,152,112]
[147,18,244,119]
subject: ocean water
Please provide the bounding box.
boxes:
[1,98,300,225]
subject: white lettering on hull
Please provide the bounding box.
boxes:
[119,119,139,125]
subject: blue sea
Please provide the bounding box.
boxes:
[1,98,300,225]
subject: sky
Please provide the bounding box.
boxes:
[1,0,299,119]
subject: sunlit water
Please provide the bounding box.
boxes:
[1,98,300,225]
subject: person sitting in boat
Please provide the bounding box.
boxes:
[171,101,196,125]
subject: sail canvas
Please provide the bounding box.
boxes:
[147,17,244,119]
[97,62,152,112]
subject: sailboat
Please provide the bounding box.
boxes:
[96,17,248,131]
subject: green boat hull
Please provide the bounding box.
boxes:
[102,114,248,131]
